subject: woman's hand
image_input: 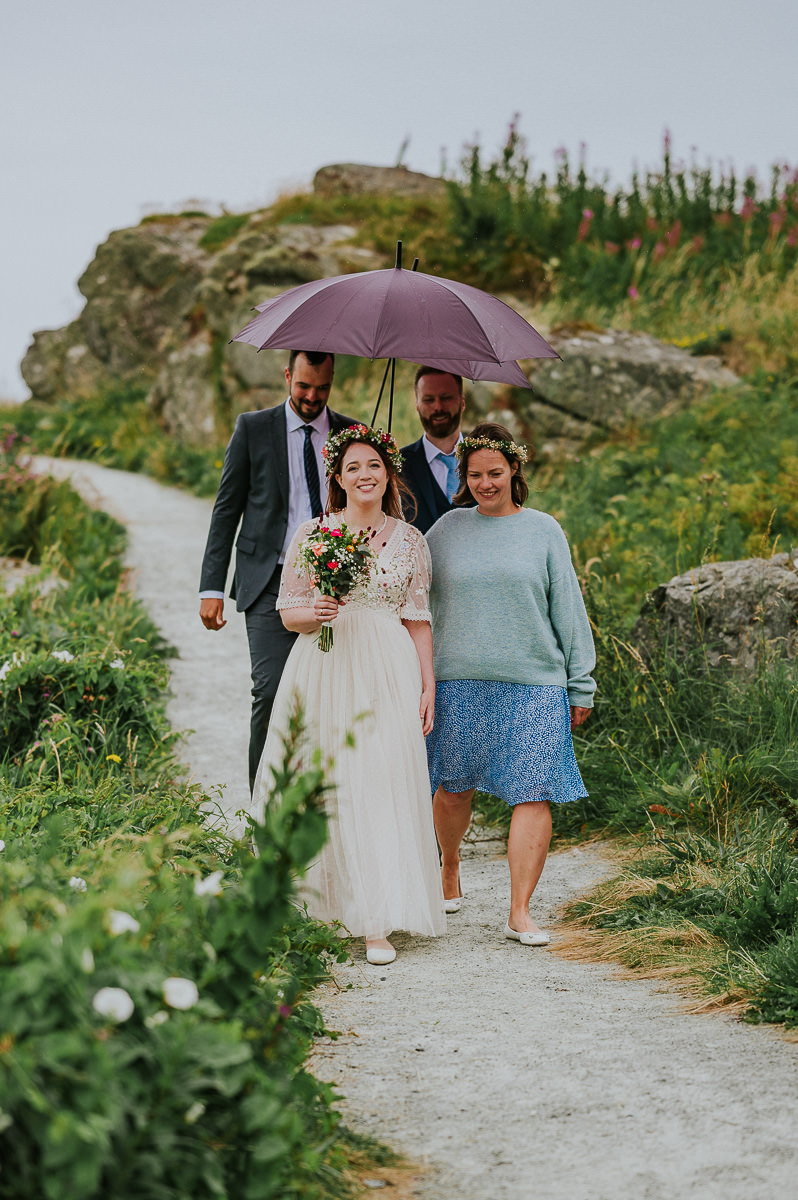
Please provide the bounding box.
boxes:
[570,706,591,730]
[313,595,340,623]
[419,685,435,736]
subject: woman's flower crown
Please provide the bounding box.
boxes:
[322,424,404,477]
[456,436,529,464]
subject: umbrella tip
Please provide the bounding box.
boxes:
[395,240,402,270]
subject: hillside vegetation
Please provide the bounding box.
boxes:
[2,122,798,1149]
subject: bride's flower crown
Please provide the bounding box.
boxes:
[322,424,404,477]
[456,435,529,464]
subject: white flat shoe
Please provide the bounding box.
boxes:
[444,894,463,914]
[366,942,397,965]
[504,922,550,947]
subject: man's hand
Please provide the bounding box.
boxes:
[200,597,227,630]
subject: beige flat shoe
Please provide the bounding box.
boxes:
[504,922,550,947]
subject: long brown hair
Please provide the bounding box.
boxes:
[452,421,530,507]
[326,438,411,519]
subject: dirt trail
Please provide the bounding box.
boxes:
[39,458,798,1200]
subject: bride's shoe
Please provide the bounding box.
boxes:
[365,938,396,965]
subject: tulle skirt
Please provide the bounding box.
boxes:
[252,605,445,940]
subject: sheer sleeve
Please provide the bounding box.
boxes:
[276,520,317,610]
[400,526,432,622]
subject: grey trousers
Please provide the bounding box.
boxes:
[244,566,298,793]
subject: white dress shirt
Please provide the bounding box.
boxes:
[282,399,331,560]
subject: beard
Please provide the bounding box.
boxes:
[419,409,461,439]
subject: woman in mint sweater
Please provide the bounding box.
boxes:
[425,422,595,947]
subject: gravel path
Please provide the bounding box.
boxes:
[39,458,798,1200]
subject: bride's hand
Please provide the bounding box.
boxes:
[419,686,435,736]
[313,596,340,622]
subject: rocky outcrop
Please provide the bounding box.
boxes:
[313,163,446,199]
[19,177,739,454]
[21,213,380,446]
[632,551,798,670]
[519,325,740,459]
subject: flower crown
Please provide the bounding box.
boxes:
[322,424,404,477]
[456,436,529,464]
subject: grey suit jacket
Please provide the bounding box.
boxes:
[199,405,355,611]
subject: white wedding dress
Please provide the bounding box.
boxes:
[251,514,446,941]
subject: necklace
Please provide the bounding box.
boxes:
[342,510,388,539]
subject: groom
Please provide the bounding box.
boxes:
[198,350,355,791]
[401,367,467,534]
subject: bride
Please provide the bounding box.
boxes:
[251,424,445,964]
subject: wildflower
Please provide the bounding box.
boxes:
[109,658,125,669]
[106,910,140,936]
[628,237,642,251]
[278,1004,292,1018]
[194,870,224,897]
[10,630,20,638]
[92,987,134,1023]
[81,947,95,973]
[162,977,199,1010]
[145,1010,170,1028]
[184,1102,206,1125]
[51,650,75,663]
[0,841,5,852]
[69,876,88,892]
[106,754,122,763]
[628,286,639,300]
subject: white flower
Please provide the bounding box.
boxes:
[69,876,88,892]
[92,986,134,1023]
[109,658,125,669]
[162,976,199,1010]
[0,653,23,681]
[81,947,95,973]
[51,649,75,663]
[106,909,140,936]
[144,1009,170,1029]
[184,1102,206,1125]
[0,841,5,853]
[194,870,224,897]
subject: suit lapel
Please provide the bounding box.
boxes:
[271,404,290,507]
[409,438,444,520]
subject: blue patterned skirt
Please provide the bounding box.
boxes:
[427,680,587,806]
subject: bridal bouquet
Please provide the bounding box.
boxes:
[296,522,374,651]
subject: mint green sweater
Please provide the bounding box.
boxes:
[426,507,596,707]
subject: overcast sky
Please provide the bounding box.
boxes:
[2,0,796,400]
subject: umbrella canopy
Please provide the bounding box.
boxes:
[233,263,557,371]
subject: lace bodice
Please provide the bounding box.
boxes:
[277,516,432,621]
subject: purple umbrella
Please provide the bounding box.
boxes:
[232,243,556,425]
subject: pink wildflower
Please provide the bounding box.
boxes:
[627,286,639,300]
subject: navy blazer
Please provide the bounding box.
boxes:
[200,404,355,611]
[400,436,454,535]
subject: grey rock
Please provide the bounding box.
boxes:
[20,214,365,442]
[633,551,798,670]
[313,163,445,199]
[519,326,740,458]
[149,332,219,446]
